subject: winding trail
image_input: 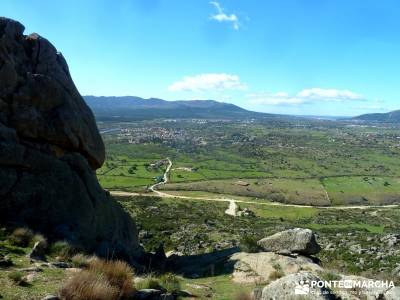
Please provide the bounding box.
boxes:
[110,158,400,211]
[149,158,172,194]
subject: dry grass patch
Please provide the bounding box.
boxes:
[60,258,135,300]
[88,259,135,295]
[59,270,119,300]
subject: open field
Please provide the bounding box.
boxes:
[97,119,400,206]
[161,178,330,206]
[323,176,400,205]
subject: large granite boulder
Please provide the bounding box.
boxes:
[230,252,322,284]
[258,228,321,256]
[0,17,143,264]
[253,272,336,300]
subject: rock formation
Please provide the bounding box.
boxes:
[252,272,336,300]
[230,251,322,283]
[0,17,143,264]
[257,228,321,255]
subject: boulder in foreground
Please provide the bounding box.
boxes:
[253,272,336,300]
[0,17,143,265]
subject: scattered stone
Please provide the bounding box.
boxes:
[324,243,335,251]
[24,273,36,283]
[186,283,213,297]
[257,228,321,255]
[349,244,363,254]
[41,296,60,300]
[237,208,255,217]
[134,289,162,299]
[165,250,183,258]
[50,262,70,268]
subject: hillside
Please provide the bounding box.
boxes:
[354,109,400,122]
[84,95,279,121]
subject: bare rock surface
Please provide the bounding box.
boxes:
[0,17,142,264]
[230,251,322,284]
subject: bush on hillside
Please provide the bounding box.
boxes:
[240,236,261,253]
[135,274,163,291]
[159,273,181,293]
[49,241,76,259]
[70,253,96,268]
[7,271,25,286]
[9,228,34,247]
[31,233,48,247]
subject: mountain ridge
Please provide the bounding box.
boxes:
[83,95,280,121]
[353,109,400,122]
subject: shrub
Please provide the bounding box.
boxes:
[88,259,135,297]
[70,254,95,268]
[9,228,34,247]
[59,270,119,300]
[240,236,261,253]
[8,271,25,285]
[49,241,75,259]
[31,234,48,248]
[159,273,181,293]
[135,275,162,291]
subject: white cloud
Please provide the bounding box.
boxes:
[248,88,365,106]
[168,73,246,92]
[356,104,385,111]
[297,88,362,101]
[209,2,240,30]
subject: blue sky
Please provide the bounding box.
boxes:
[1,0,400,116]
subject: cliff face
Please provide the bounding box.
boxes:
[0,17,143,264]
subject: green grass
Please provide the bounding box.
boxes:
[249,205,318,220]
[323,176,400,205]
[162,178,330,206]
[183,275,255,300]
[307,223,385,233]
[97,157,167,190]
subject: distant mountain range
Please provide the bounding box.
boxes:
[84,96,282,121]
[353,110,400,123]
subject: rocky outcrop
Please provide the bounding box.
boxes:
[230,252,322,284]
[0,17,142,264]
[258,228,321,255]
[253,272,336,300]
